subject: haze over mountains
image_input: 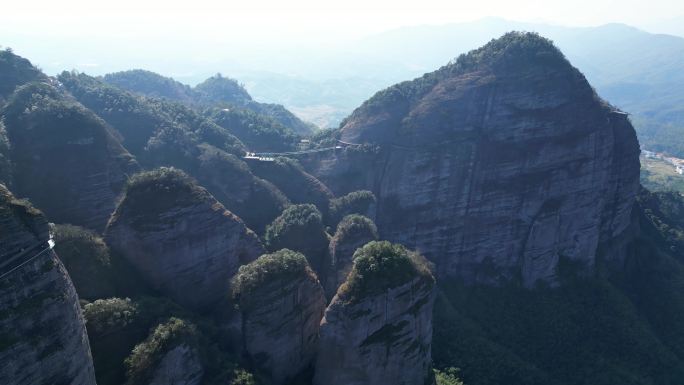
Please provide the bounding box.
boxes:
[5,16,684,385]
[10,18,682,157]
[241,19,684,143]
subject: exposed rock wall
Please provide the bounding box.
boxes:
[304,33,641,286]
[249,157,334,217]
[2,83,139,232]
[314,242,435,385]
[233,250,326,384]
[147,344,203,385]
[0,184,96,385]
[324,215,378,299]
[192,144,289,233]
[105,168,264,310]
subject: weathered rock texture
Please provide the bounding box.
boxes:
[147,344,203,385]
[232,250,326,384]
[0,184,96,385]
[249,157,334,217]
[125,317,203,385]
[188,144,290,233]
[304,33,641,286]
[314,241,435,385]
[324,215,378,299]
[105,168,264,310]
[58,72,291,233]
[0,121,12,185]
[2,82,139,232]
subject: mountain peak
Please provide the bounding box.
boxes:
[0,49,47,101]
[341,32,592,146]
[444,31,568,73]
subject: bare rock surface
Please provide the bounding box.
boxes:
[0,184,96,385]
[304,33,641,286]
[314,241,435,385]
[105,168,264,310]
[232,250,326,385]
[324,215,379,299]
[147,344,203,385]
[2,82,139,232]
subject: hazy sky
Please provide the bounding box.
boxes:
[2,0,684,83]
[3,0,684,42]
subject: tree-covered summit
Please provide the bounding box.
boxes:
[0,48,48,101]
[338,241,434,302]
[103,69,195,104]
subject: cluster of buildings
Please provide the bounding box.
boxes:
[642,149,684,175]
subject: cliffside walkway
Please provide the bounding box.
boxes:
[0,239,55,280]
[243,140,361,162]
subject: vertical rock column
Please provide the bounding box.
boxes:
[232,249,326,385]
[105,167,264,310]
[324,214,378,299]
[0,184,96,385]
[314,241,436,385]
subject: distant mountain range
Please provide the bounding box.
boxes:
[237,19,684,157]
[6,18,683,153]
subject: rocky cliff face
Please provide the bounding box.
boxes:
[0,184,96,385]
[105,168,264,310]
[249,157,334,217]
[2,82,139,232]
[305,33,641,286]
[232,250,326,384]
[147,344,203,385]
[314,241,435,385]
[124,317,204,385]
[324,215,378,299]
[186,144,290,234]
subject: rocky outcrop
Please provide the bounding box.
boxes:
[304,33,641,286]
[2,82,139,232]
[0,49,47,102]
[125,317,203,385]
[52,223,150,301]
[264,204,330,272]
[232,250,326,384]
[0,184,96,385]
[105,167,264,310]
[58,73,290,232]
[328,190,377,227]
[147,344,203,385]
[249,157,334,217]
[0,121,11,185]
[324,215,378,299]
[190,144,290,233]
[314,241,435,385]
[53,224,117,300]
